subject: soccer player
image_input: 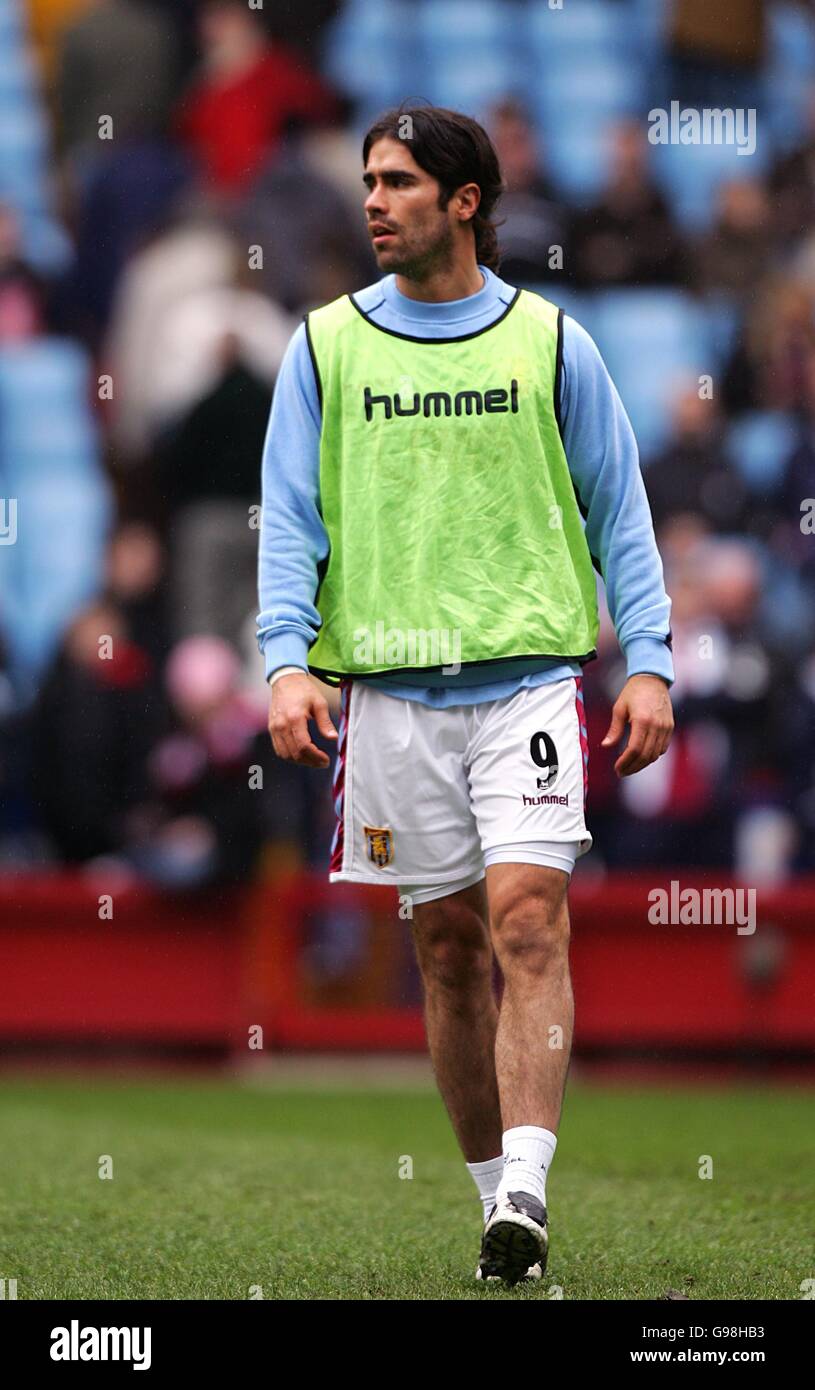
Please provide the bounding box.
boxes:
[257,105,674,1286]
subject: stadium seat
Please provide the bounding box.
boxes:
[415,0,519,49]
[761,4,815,151]
[704,297,742,370]
[540,124,610,202]
[765,71,812,153]
[587,289,712,459]
[652,136,770,231]
[419,54,522,113]
[322,0,419,108]
[0,0,71,271]
[533,59,644,125]
[414,0,523,109]
[768,1,815,76]
[0,341,111,691]
[627,0,669,59]
[526,0,637,58]
[724,412,799,490]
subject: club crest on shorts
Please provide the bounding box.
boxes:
[364,825,394,867]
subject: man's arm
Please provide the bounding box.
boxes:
[256,324,336,766]
[560,314,674,776]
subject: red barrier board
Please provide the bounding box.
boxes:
[0,873,813,1053]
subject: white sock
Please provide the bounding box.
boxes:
[495,1126,557,1209]
[466,1154,505,1224]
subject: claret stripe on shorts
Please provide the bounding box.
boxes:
[329,679,352,874]
[575,676,589,806]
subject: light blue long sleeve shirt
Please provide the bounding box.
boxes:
[256,266,673,706]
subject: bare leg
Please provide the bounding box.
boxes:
[486,863,573,1134]
[410,879,503,1161]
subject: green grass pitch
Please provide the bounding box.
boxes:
[0,1075,811,1300]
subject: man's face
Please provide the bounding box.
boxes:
[363,137,455,276]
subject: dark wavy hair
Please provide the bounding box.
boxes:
[362,104,504,272]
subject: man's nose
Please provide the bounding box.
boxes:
[364,183,386,216]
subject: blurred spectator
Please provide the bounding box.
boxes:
[0,633,34,862]
[486,99,569,286]
[571,121,687,288]
[770,350,815,587]
[104,213,290,641]
[300,123,392,215]
[104,216,290,458]
[691,179,774,303]
[769,87,815,250]
[154,333,274,642]
[667,0,767,109]
[173,0,340,197]
[30,598,160,863]
[104,520,169,668]
[126,0,201,79]
[55,0,178,166]
[134,635,333,888]
[722,277,815,413]
[645,387,749,534]
[26,0,95,89]
[59,141,192,349]
[237,132,376,314]
[131,635,265,887]
[263,0,343,62]
[30,623,317,888]
[775,647,815,871]
[0,206,47,341]
[131,264,289,443]
[608,532,786,869]
[155,340,270,513]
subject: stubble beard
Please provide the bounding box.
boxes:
[377,221,456,283]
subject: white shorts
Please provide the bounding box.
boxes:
[329,675,591,898]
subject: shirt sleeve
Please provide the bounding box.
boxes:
[559,314,674,685]
[256,322,328,680]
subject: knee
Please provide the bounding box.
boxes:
[490,885,569,975]
[412,903,493,995]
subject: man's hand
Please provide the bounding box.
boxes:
[268,672,338,768]
[601,673,674,778]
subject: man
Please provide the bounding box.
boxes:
[256,105,674,1286]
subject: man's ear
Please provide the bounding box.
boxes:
[457,182,482,223]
